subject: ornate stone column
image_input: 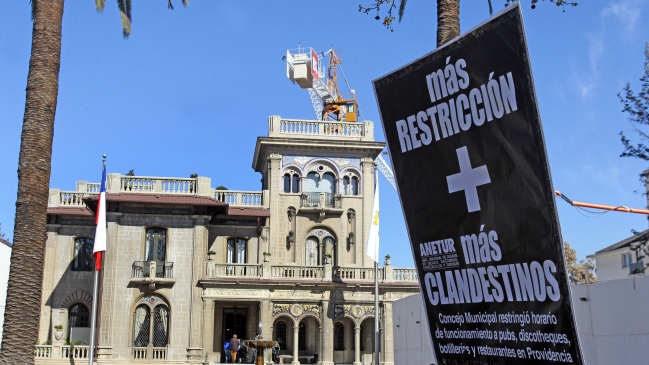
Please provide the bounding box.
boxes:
[353,326,361,365]
[292,325,300,365]
[321,296,334,365]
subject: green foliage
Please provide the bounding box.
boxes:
[190,173,199,178]
[126,169,135,176]
[564,242,596,285]
[215,186,228,190]
[54,325,63,330]
[207,250,216,255]
[263,251,272,256]
[95,0,189,39]
[359,0,577,31]
[619,43,649,162]
[385,254,391,259]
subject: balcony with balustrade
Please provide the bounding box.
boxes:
[201,259,418,286]
[267,115,374,142]
[48,175,268,211]
[130,261,175,290]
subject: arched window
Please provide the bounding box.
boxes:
[283,173,301,193]
[343,177,350,195]
[133,305,151,347]
[298,322,306,350]
[334,322,344,350]
[145,228,166,262]
[68,303,89,329]
[351,177,359,195]
[133,297,170,349]
[153,305,169,347]
[284,174,291,193]
[305,237,319,266]
[227,238,247,264]
[305,172,335,193]
[275,321,287,350]
[323,237,335,264]
[304,229,336,266]
[73,238,94,271]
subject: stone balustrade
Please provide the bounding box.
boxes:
[334,266,383,281]
[203,261,417,283]
[213,190,264,207]
[34,345,90,361]
[267,115,374,141]
[393,268,418,281]
[48,175,268,208]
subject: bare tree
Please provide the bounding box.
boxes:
[564,242,596,285]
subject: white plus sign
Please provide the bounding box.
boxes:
[446,146,491,212]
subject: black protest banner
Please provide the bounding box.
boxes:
[373,4,583,365]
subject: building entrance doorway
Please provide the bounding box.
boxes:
[222,308,247,363]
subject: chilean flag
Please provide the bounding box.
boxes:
[93,163,107,271]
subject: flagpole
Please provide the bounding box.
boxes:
[374,259,379,365]
[89,156,106,365]
[373,168,379,365]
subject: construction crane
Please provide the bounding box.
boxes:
[285,46,397,190]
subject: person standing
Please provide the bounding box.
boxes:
[229,334,240,363]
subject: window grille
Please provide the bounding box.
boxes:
[145,228,167,262]
[73,238,94,271]
[305,237,319,266]
[153,305,169,347]
[133,305,150,347]
[68,304,89,328]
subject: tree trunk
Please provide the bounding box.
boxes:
[437,0,460,47]
[0,0,64,364]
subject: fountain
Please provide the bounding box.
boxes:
[243,335,277,365]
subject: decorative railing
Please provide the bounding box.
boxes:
[133,347,147,360]
[300,192,341,209]
[213,263,262,278]
[334,267,384,281]
[132,347,166,360]
[213,190,263,206]
[152,347,166,360]
[86,183,101,193]
[121,176,197,194]
[62,345,89,359]
[59,191,93,206]
[393,268,418,281]
[322,122,364,137]
[35,346,52,358]
[271,265,323,279]
[132,261,174,279]
[271,117,372,141]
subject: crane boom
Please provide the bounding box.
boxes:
[375,154,397,190]
[285,45,398,190]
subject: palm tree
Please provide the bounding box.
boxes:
[1,1,64,363]
[0,1,186,363]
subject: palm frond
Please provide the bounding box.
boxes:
[398,0,407,22]
[167,0,174,10]
[96,0,106,13]
[487,0,493,15]
[117,0,131,38]
[30,0,36,21]
[182,0,189,7]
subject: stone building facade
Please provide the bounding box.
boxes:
[35,116,419,364]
